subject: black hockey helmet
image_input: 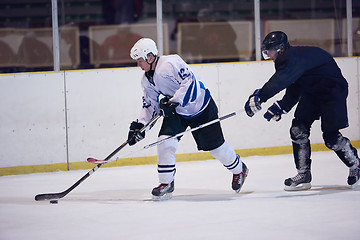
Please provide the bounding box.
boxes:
[261,31,290,59]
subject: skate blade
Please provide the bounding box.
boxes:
[235,168,249,193]
[284,183,312,191]
[152,192,173,201]
[351,178,360,190]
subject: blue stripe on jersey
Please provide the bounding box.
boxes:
[191,80,197,102]
[198,81,211,110]
[142,96,151,109]
[199,80,205,90]
[202,88,211,108]
[183,78,205,107]
[183,80,195,106]
[181,88,211,119]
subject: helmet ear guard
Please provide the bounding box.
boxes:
[261,45,285,60]
[261,49,272,60]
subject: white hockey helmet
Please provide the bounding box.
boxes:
[130,38,158,61]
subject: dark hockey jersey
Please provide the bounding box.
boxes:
[259,46,348,112]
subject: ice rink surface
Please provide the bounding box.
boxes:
[1,150,359,240]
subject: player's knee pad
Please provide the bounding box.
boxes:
[157,135,178,164]
[210,142,242,174]
[323,131,347,151]
[290,119,310,144]
[209,141,236,164]
[323,131,359,168]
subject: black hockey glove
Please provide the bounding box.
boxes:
[159,97,179,117]
[127,120,145,146]
[245,89,262,117]
[264,100,287,122]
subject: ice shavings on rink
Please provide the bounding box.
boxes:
[0,150,359,240]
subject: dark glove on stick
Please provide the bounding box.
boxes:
[127,121,145,146]
[159,97,179,117]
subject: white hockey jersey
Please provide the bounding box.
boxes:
[138,54,211,125]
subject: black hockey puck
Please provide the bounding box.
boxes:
[50,200,58,204]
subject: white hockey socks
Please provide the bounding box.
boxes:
[157,135,178,184]
[210,142,242,174]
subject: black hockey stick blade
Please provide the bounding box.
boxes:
[35,192,66,201]
[35,163,103,201]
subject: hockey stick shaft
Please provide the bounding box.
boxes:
[34,114,161,201]
[87,113,161,164]
[100,113,161,162]
[143,110,240,149]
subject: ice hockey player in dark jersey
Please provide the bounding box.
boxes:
[128,38,248,200]
[244,31,360,191]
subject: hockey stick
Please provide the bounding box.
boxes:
[87,113,161,164]
[34,114,161,201]
[143,110,242,149]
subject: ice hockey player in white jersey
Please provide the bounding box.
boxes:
[127,38,248,200]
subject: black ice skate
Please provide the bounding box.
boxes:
[232,162,248,193]
[284,171,312,191]
[348,163,360,189]
[152,181,174,201]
